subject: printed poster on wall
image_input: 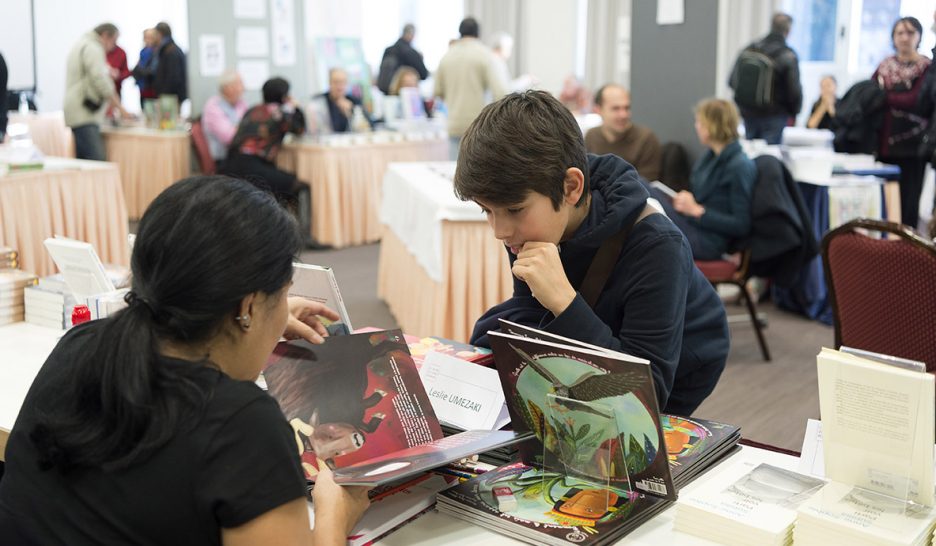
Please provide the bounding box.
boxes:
[234,0,266,19]
[236,26,269,57]
[270,0,297,66]
[198,35,225,77]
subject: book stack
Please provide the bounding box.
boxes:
[0,247,18,269]
[24,275,75,329]
[675,461,824,545]
[794,481,936,546]
[663,414,741,489]
[0,268,37,326]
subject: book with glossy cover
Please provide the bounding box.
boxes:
[437,461,669,546]
[488,329,676,501]
[263,329,443,479]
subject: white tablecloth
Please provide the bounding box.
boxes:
[380,162,486,282]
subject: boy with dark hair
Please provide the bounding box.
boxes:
[454,90,729,416]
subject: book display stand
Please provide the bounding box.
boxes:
[537,394,624,519]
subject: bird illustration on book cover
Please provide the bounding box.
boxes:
[489,333,675,501]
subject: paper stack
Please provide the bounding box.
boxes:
[24,274,75,329]
[0,268,38,326]
[675,460,825,546]
[794,481,936,546]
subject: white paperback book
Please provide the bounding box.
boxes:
[43,238,115,301]
[816,347,935,506]
[795,481,936,546]
[677,459,825,545]
[290,263,352,334]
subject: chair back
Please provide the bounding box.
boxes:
[190,117,216,175]
[822,218,936,371]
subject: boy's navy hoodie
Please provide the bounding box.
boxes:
[471,154,729,416]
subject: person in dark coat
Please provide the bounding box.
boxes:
[376,24,429,94]
[152,22,187,105]
[0,52,7,141]
[453,91,729,417]
[729,12,802,144]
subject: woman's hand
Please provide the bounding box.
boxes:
[311,460,371,542]
[284,297,341,344]
[673,191,705,218]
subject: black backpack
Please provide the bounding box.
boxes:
[731,47,776,110]
[376,46,399,95]
[832,79,885,155]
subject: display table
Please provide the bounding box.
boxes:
[7,111,74,158]
[0,321,799,545]
[101,126,191,220]
[377,162,512,343]
[773,174,900,323]
[0,158,130,277]
[0,322,61,459]
[277,135,448,248]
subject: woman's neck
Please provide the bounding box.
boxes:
[897,50,919,63]
[710,141,727,156]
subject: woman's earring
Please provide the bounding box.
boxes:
[235,314,251,330]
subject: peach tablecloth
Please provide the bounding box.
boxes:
[278,138,448,247]
[378,226,512,344]
[8,111,74,158]
[0,158,130,277]
[102,127,190,220]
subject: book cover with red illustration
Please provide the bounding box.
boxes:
[263,329,444,479]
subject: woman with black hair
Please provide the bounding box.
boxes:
[0,176,369,545]
[874,16,932,230]
[222,77,325,249]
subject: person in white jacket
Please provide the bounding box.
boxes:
[64,23,128,160]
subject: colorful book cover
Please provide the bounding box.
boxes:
[353,327,493,369]
[662,415,741,477]
[332,430,532,487]
[488,330,676,501]
[263,329,443,479]
[438,462,667,546]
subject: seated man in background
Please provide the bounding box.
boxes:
[585,84,662,182]
[221,77,324,249]
[202,70,247,164]
[317,67,372,133]
[454,91,729,417]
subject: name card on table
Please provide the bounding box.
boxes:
[419,351,510,432]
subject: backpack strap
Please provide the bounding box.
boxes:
[578,204,656,309]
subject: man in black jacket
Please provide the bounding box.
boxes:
[0,52,7,141]
[376,24,429,94]
[152,22,187,105]
[729,13,802,145]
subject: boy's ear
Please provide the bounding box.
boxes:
[562,167,585,205]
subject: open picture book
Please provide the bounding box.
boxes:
[262,329,528,486]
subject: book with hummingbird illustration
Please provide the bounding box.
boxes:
[487,327,676,502]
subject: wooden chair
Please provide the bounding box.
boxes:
[189,117,216,175]
[822,218,936,370]
[695,249,771,361]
